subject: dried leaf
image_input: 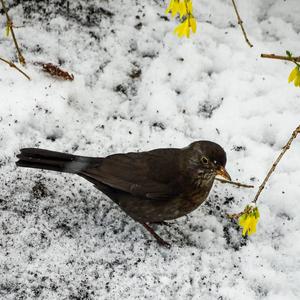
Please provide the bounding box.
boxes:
[39,63,74,81]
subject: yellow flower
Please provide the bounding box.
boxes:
[238,205,260,236]
[288,66,300,87]
[190,15,197,33]
[166,0,180,18]
[179,0,193,18]
[166,0,197,38]
[174,18,189,38]
[179,1,187,18]
[166,0,193,19]
[174,15,197,38]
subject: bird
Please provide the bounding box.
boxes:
[16,141,230,246]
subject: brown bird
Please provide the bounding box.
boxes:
[16,141,230,246]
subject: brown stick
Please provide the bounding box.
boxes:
[227,211,243,219]
[215,178,254,188]
[252,125,300,204]
[231,0,253,48]
[1,0,26,65]
[261,54,300,63]
[11,24,25,29]
[228,125,300,220]
[0,56,30,80]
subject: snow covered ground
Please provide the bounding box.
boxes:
[1,0,300,299]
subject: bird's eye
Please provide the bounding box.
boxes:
[201,156,209,164]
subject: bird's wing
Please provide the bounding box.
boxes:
[81,149,184,200]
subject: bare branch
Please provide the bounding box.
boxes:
[252,125,300,204]
[231,0,253,48]
[261,53,300,63]
[1,0,26,65]
[215,178,254,188]
[0,56,30,80]
[227,211,243,219]
[228,125,300,220]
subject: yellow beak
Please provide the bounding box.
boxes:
[216,166,231,181]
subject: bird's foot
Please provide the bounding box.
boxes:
[150,221,170,226]
[142,223,171,248]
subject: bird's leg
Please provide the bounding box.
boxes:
[150,221,170,226]
[142,223,171,247]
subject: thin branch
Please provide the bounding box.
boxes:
[252,125,300,204]
[1,0,26,65]
[231,0,253,48]
[227,211,243,219]
[227,125,300,220]
[0,56,30,80]
[215,178,254,188]
[261,53,300,63]
[11,24,25,29]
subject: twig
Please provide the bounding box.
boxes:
[11,24,25,29]
[227,211,243,219]
[252,125,300,204]
[0,56,30,80]
[228,125,300,220]
[261,54,300,63]
[1,0,26,65]
[231,0,253,48]
[215,178,254,188]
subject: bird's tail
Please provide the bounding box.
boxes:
[16,148,98,174]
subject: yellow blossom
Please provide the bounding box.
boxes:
[288,66,300,87]
[166,0,197,38]
[238,205,260,236]
[166,0,180,18]
[174,15,197,38]
[166,0,193,19]
[179,1,187,18]
[179,0,193,18]
[174,18,189,38]
[189,15,197,33]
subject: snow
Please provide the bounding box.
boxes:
[1,0,300,299]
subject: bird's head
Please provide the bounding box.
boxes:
[188,140,231,181]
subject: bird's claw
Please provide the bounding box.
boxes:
[142,222,171,248]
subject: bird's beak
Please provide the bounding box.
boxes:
[216,166,231,181]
